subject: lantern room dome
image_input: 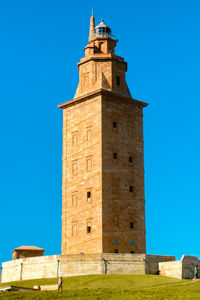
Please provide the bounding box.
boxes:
[94,19,112,37]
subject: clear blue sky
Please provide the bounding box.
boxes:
[0,0,200,264]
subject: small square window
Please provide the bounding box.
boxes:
[130,250,135,254]
[130,240,135,247]
[129,157,133,163]
[113,153,117,159]
[114,249,119,253]
[129,186,134,193]
[114,238,119,245]
[113,122,117,128]
[116,76,120,86]
[130,221,134,229]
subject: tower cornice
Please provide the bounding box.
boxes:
[58,89,148,110]
[77,54,126,69]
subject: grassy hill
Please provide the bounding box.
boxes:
[0,274,200,299]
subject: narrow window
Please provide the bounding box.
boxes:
[116,76,120,86]
[114,249,119,253]
[86,219,92,234]
[129,186,134,193]
[113,121,117,128]
[87,190,92,203]
[114,238,119,245]
[130,240,135,247]
[129,156,133,163]
[113,153,117,159]
[87,221,92,234]
[130,221,134,229]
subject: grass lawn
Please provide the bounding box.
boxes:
[0,274,200,299]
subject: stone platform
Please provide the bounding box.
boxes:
[1,253,174,283]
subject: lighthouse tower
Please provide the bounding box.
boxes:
[58,16,147,255]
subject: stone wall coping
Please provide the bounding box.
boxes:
[181,255,200,262]
[146,255,175,259]
[2,253,146,264]
[2,253,177,268]
[2,255,58,266]
[159,260,182,266]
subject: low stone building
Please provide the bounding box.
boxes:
[12,246,45,260]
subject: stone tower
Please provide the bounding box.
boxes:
[58,16,147,255]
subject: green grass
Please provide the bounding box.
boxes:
[0,274,200,299]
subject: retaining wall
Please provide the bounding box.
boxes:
[1,253,175,283]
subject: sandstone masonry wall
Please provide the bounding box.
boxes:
[1,254,176,283]
[159,261,183,279]
[159,255,200,279]
[146,255,175,275]
[62,95,103,255]
[1,256,58,283]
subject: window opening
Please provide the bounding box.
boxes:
[130,240,135,247]
[129,186,134,193]
[113,153,117,159]
[114,238,119,245]
[116,76,120,86]
[87,225,91,234]
[130,221,134,229]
